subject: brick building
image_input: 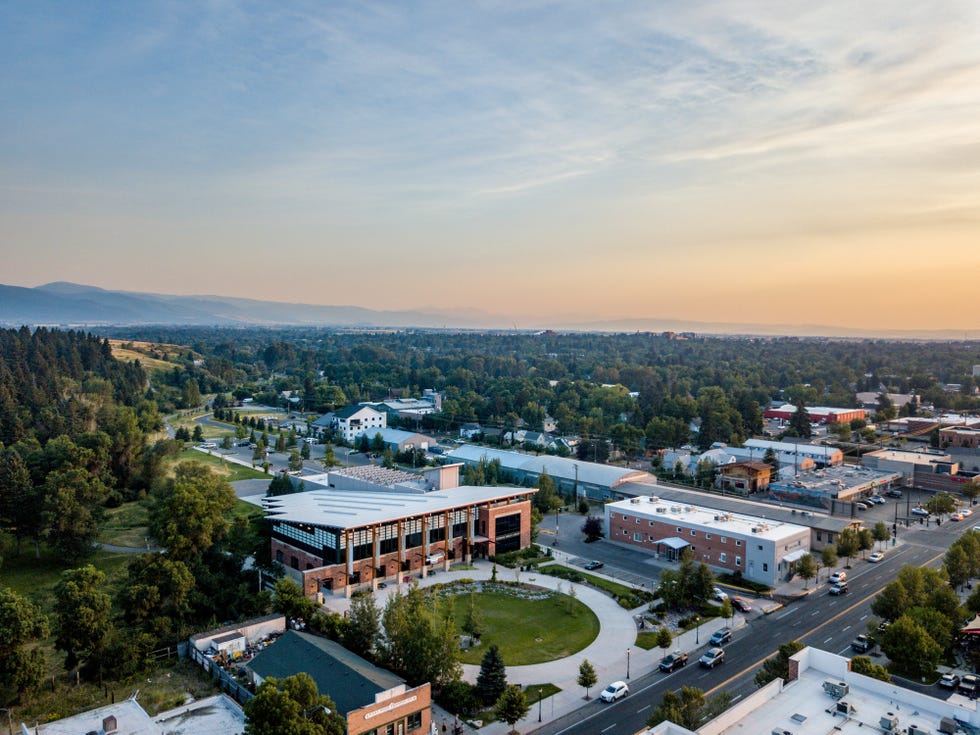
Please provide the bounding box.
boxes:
[604,496,810,586]
[717,461,772,495]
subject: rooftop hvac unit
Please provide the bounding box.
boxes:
[835,700,855,716]
[771,730,793,735]
[671,507,681,513]
[685,506,695,512]
[656,507,667,513]
[648,496,660,502]
[822,680,849,699]
[631,498,641,504]
[908,726,932,735]
[879,713,899,731]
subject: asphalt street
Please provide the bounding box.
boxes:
[532,518,968,735]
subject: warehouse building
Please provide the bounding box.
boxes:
[445,444,655,501]
[763,405,866,425]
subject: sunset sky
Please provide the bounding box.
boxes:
[2,2,979,331]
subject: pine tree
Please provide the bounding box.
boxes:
[476,644,508,706]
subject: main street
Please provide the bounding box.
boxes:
[532,513,966,735]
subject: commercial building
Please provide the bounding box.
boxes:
[763,406,866,425]
[716,461,772,495]
[248,630,431,735]
[331,405,388,443]
[644,645,980,735]
[768,465,902,511]
[604,496,810,586]
[941,426,980,449]
[741,438,844,468]
[358,427,437,453]
[445,445,655,501]
[28,695,245,735]
[254,463,536,598]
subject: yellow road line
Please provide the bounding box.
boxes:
[704,550,945,697]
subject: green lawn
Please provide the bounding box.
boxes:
[176,448,269,481]
[452,591,599,666]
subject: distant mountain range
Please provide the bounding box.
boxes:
[0,282,976,339]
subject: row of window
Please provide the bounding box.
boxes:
[363,711,423,735]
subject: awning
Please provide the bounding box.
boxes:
[782,549,809,563]
[655,537,690,550]
[471,534,490,543]
[962,614,980,635]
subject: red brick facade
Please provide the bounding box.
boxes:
[608,513,747,573]
[347,684,431,735]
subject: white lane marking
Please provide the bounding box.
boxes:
[811,610,820,616]
[842,625,851,632]
[775,609,795,620]
[601,725,616,733]
[860,614,868,620]
[824,636,833,643]
[731,694,742,703]
[637,705,650,713]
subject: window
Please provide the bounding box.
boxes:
[407,712,422,732]
[634,532,642,542]
[719,553,727,563]
[763,563,769,572]
[290,556,299,570]
[677,527,682,533]
[689,529,697,537]
[816,532,823,542]
[275,550,284,563]
[635,518,640,524]
[735,540,742,546]
[649,520,654,526]
[757,545,763,551]
[735,556,741,566]
[705,533,712,540]
[623,514,629,520]
[720,536,727,544]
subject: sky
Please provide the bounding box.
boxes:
[2,1,979,331]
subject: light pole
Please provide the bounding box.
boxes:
[695,615,701,645]
[538,688,543,722]
[626,648,631,679]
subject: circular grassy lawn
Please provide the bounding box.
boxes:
[454,590,599,666]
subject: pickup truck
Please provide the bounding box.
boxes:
[850,634,872,653]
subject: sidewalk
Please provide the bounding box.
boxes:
[321,559,744,735]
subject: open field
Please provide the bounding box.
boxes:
[108,339,188,373]
[173,449,269,481]
[98,502,151,548]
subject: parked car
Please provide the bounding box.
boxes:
[939,673,961,690]
[869,495,886,505]
[851,634,872,653]
[829,582,849,596]
[732,597,752,613]
[712,587,729,601]
[854,501,869,511]
[886,489,903,498]
[829,571,847,584]
[600,681,629,702]
[659,651,689,672]
[868,552,885,563]
[912,507,930,517]
[584,560,604,570]
[699,647,726,668]
[959,675,979,698]
[709,628,733,646]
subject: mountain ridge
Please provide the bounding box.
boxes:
[1,282,976,339]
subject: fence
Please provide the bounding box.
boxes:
[189,646,254,704]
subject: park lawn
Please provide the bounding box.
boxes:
[98,501,151,548]
[174,449,269,481]
[453,591,599,666]
[537,564,646,599]
[634,631,662,650]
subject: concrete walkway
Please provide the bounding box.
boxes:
[320,559,744,735]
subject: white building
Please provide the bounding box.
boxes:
[644,645,980,735]
[332,405,387,443]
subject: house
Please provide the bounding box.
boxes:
[332,405,387,443]
[361,427,436,453]
[459,422,482,439]
[717,461,772,495]
[542,416,557,432]
[248,630,431,735]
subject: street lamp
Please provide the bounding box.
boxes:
[695,615,701,645]
[538,688,543,722]
[626,648,631,679]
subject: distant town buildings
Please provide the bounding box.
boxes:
[763,405,866,425]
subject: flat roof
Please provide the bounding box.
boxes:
[153,695,246,735]
[771,465,901,495]
[743,439,841,457]
[446,445,654,488]
[865,449,952,465]
[607,496,808,542]
[260,485,533,529]
[703,647,979,735]
[766,406,861,415]
[615,482,855,533]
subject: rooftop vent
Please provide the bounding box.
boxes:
[880,712,899,731]
[822,679,848,699]
[656,507,667,513]
[647,496,660,502]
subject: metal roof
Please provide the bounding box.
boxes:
[261,485,533,529]
[446,445,654,488]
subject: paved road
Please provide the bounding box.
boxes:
[529,533,959,735]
